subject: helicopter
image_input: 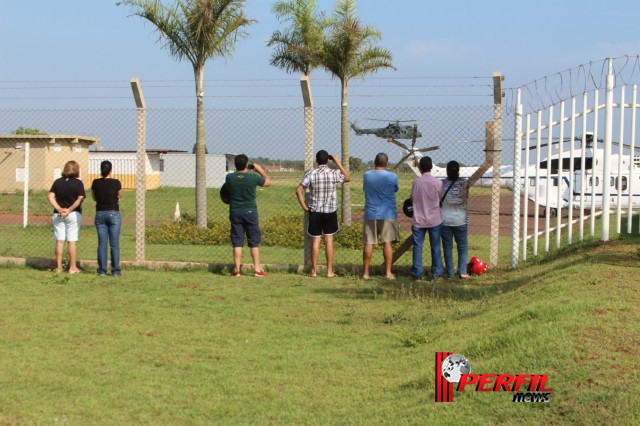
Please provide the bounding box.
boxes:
[350,120,439,170]
[350,120,423,139]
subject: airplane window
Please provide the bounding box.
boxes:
[589,177,600,187]
[615,176,628,191]
[552,178,558,187]
[610,177,615,186]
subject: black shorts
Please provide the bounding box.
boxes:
[230,211,261,248]
[307,211,339,237]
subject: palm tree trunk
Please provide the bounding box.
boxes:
[340,79,351,226]
[194,66,207,229]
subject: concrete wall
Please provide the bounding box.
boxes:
[159,154,226,188]
[88,152,161,190]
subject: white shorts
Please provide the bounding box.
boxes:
[53,212,81,242]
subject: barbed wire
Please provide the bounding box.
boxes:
[504,55,640,112]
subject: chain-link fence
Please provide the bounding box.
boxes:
[0,104,516,274]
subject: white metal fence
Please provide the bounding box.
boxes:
[512,59,640,266]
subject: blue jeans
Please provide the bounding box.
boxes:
[441,224,468,277]
[95,211,121,275]
[410,223,443,280]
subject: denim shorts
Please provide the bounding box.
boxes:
[230,210,261,248]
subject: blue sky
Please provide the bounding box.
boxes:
[2,0,640,110]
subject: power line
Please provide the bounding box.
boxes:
[0,93,492,100]
[0,83,493,90]
[0,75,493,84]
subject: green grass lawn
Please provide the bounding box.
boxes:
[0,234,639,424]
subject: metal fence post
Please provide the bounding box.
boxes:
[602,58,614,241]
[490,72,503,266]
[22,141,30,228]
[300,76,314,267]
[130,78,146,262]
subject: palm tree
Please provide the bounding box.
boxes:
[321,0,394,226]
[267,0,326,171]
[268,0,325,77]
[118,0,254,228]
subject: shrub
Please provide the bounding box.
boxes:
[261,214,305,248]
[146,213,373,249]
[146,213,230,245]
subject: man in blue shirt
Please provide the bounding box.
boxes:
[362,153,400,279]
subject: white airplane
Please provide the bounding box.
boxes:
[521,133,640,213]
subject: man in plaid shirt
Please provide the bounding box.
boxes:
[296,150,350,277]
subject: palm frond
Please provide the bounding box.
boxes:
[267,0,325,76]
[118,0,254,69]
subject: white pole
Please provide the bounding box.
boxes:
[568,97,576,245]
[534,111,542,256]
[556,101,565,249]
[556,101,564,249]
[602,58,614,241]
[590,90,599,237]
[22,141,30,228]
[511,89,522,268]
[616,86,625,233]
[629,85,637,234]
[545,106,553,253]
[522,113,531,261]
[579,93,587,241]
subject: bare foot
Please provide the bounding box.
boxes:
[309,270,317,278]
[362,275,370,280]
[386,274,396,280]
[327,272,336,278]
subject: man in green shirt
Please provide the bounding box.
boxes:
[225,154,271,277]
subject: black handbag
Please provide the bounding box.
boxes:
[220,183,230,204]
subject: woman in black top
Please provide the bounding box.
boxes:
[48,160,86,273]
[91,161,123,276]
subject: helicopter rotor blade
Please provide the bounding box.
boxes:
[415,145,440,153]
[392,152,415,171]
[411,125,419,148]
[613,141,640,150]
[366,118,417,122]
[522,142,551,150]
[387,138,410,151]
